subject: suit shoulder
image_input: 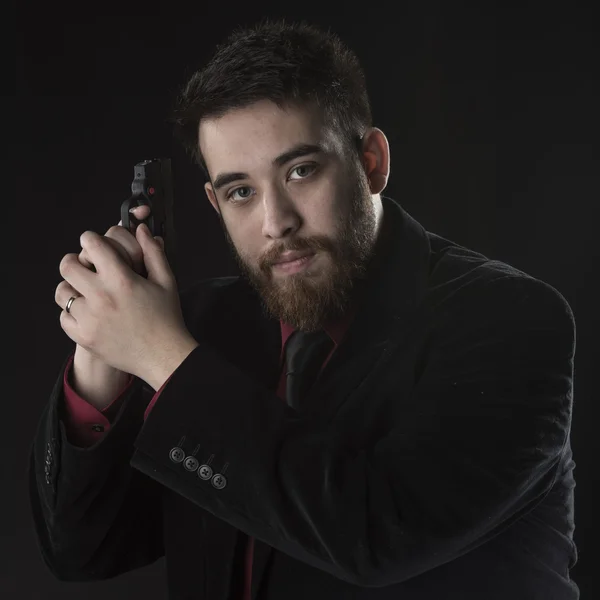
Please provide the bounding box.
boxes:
[435,269,575,348]
[488,274,575,336]
[424,234,574,334]
[428,231,533,286]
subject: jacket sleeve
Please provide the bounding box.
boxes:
[28,353,164,581]
[129,275,576,587]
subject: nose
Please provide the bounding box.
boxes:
[260,188,301,240]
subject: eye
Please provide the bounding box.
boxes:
[225,164,318,204]
[289,163,317,180]
[226,186,254,203]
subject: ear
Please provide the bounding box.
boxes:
[360,128,390,195]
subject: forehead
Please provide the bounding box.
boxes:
[198,100,341,174]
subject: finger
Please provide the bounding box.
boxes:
[121,205,152,234]
[136,223,173,288]
[55,279,83,319]
[78,247,94,270]
[59,251,98,300]
[78,247,98,274]
[59,303,84,347]
[130,205,151,220]
[104,226,142,271]
[78,230,129,283]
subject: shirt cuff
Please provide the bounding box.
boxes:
[62,353,135,447]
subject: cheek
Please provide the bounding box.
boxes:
[302,178,343,225]
[322,185,352,233]
[229,222,262,262]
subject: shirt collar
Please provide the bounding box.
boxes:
[279,300,360,364]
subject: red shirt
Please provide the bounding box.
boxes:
[61,305,357,599]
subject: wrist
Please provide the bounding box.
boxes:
[142,336,200,392]
[72,345,132,410]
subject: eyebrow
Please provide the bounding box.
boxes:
[211,142,326,191]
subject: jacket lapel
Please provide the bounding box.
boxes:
[303,196,432,418]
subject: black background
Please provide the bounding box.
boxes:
[14,1,598,598]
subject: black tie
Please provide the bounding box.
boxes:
[284,329,334,410]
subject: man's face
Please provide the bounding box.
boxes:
[200,100,382,332]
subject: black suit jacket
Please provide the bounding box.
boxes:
[29,196,579,599]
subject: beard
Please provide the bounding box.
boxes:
[218,166,380,332]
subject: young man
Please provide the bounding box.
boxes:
[30,19,580,600]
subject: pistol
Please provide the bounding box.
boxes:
[120,158,179,285]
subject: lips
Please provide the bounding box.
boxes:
[274,251,314,265]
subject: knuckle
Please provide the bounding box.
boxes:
[55,281,66,303]
[80,230,99,247]
[106,225,121,237]
[59,253,76,275]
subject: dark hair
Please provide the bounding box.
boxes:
[168,18,373,178]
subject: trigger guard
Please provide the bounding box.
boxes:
[121,197,153,234]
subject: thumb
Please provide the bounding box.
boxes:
[136,223,172,286]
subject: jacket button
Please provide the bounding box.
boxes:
[211,473,227,490]
[91,424,104,432]
[198,464,213,480]
[169,447,185,463]
[183,456,199,471]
